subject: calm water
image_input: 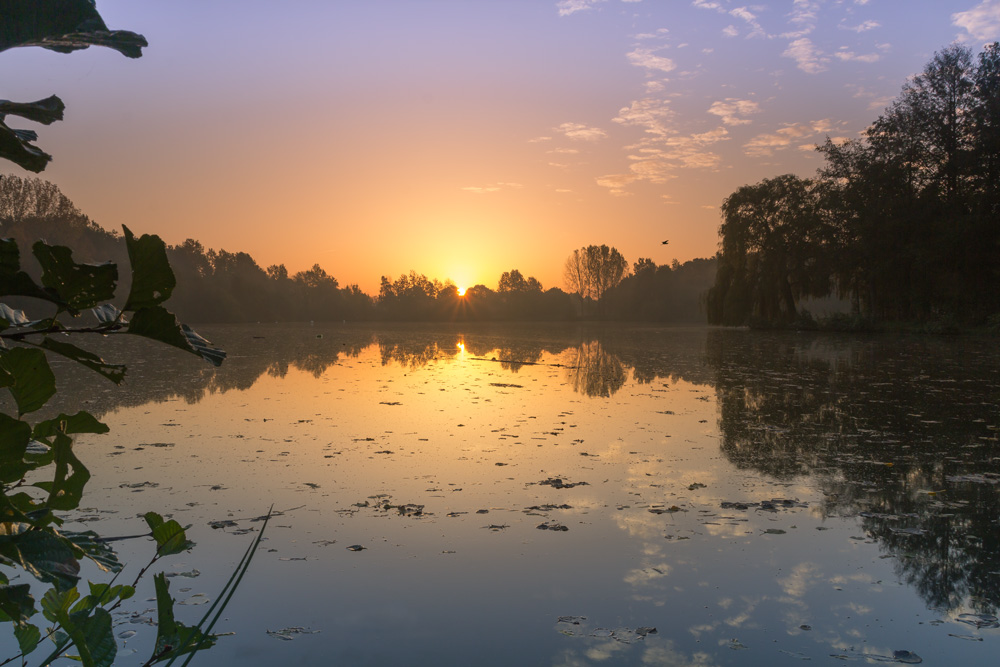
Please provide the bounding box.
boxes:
[5,324,999,666]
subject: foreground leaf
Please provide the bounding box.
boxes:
[33,241,117,313]
[127,306,225,367]
[8,531,81,590]
[123,226,176,310]
[0,347,56,415]
[144,513,194,556]
[0,413,31,483]
[153,573,215,663]
[0,0,148,58]
[39,337,127,384]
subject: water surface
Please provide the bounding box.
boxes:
[7,324,999,666]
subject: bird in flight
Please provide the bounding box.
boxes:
[661,239,669,245]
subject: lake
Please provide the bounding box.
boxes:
[5,324,999,666]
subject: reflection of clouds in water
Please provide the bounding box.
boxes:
[723,597,762,628]
[700,521,750,538]
[777,562,822,598]
[551,639,717,667]
[641,642,717,666]
[624,563,672,587]
[687,622,720,638]
[585,638,631,661]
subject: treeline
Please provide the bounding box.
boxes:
[708,43,1000,326]
[1,174,715,323]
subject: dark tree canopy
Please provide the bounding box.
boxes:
[710,42,1000,326]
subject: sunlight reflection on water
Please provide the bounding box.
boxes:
[6,324,999,666]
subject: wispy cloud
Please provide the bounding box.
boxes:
[461,182,524,194]
[730,6,768,38]
[597,97,729,194]
[783,37,828,73]
[952,0,1000,41]
[743,120,831,156]
[692,0,724,11]
[556,122,608,141]
[840,19,880,33]
[833,49,880,63]
[707,99,761,125]
[627,47,677,73]
[614,98,675,136]
[556,0,605,16]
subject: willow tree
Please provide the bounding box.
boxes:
[708,174,831,325]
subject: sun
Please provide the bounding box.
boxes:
[457,286,468,296]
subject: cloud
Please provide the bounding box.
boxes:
[596,173,640,195]
[527,136,552,143]
[461,182,523,194]
[627,47,677,73]
[833,49,880,63]
[556,122,608,141]
[548,147,581,154]
[952,0,1000,41]
[722,25,739,37]
[840,19,880,33]
[729,6,767,38]
[783,37,828,73]
[692,0,724,11]
[614,98,675,136]
[556,0,605,16]
[597,97,731,194]
[707,99,761,125]
[743,121,829,156]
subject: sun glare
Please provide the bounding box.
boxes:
[457,286,467,296]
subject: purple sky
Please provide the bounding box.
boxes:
[3,1,999,292]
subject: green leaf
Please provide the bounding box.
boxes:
[41,586,79,623]
[67,607,116,667]
[153,572,177,635]
[34,433,90,511]
[127,306,226,367]
[0,347,56,415]
[32,411,110,440]
[14,620,41,655]
[63,531,122,573]
[32,241,117,313]
[144,513,193,556]
[0,583,37,624]
[84,582,133,606]
[0,412,31,483]
[7,530,81,590]
[123,226,176,310]
[38,338,127,384]
[152,574,215,663]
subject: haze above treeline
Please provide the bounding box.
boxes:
[0,174,715,323]
[5,41,1000,327]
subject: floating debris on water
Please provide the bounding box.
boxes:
[536,522,569,531]
[539,477,589,489]
[346,544,366,551]
[956,613,999,629]
[266,627,320,641]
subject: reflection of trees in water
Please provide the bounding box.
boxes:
[708,329,1000,613]
[567,340,626,397]
[37,323,999,614]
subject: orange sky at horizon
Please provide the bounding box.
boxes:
[3,1,997,294]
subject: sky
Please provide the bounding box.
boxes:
[3,0,1000,294]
